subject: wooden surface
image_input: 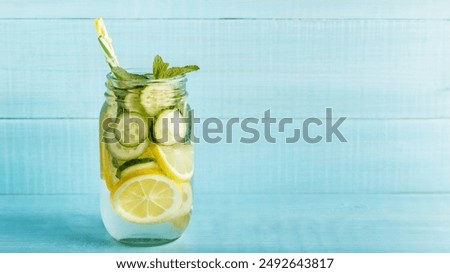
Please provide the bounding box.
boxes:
[2,0,450,19]
[1,1,450,252]
[1,194,449,253]
[1,119,450,195]
[1,20,450,119]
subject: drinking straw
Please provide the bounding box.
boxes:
[93,17,120,68]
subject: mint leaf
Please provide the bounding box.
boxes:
[152,55,199,79]
[112,66,147,80]
[153,55,169,79]
[161,65,200,78]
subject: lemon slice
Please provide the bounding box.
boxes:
[139,146,155,158]
[171,213,191,231]
[169,183,192,231]
[100,142,108,180]
[103,160,117,191]
[176,182,193,217]
[100,142,118,191]
[111,172,182,224]
[150,143,194,182]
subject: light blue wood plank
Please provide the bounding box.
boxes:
[2,0,450,19]
[1,119,449,194]
[0,194,449,252]
[0,120,99,194]
[1,20,450,119]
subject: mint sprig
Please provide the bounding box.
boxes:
[110,55,199,81]
[152,55,199,79]
[163,65,200,78]
[153,55,169,79]
[111,67,148,81]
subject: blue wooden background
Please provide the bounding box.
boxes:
[1,1,450,252]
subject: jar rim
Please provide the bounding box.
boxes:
[106,69,187,86]
[104,68,188,102]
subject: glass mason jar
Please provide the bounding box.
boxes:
[99,71,193,246]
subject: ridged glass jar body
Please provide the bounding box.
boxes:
[99,72,193,246]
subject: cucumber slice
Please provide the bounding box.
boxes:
[177,101,192,144]
[106,139,149,161]
[112,158,126,168]
[114,112,149,147]
[103,103,118,120]
[116,158,159,178]
[153,109,187,145]
[140,83,176,117]
[101,103,119,144]
[121,92,146,114]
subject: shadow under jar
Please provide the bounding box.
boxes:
[99,71,194,246]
